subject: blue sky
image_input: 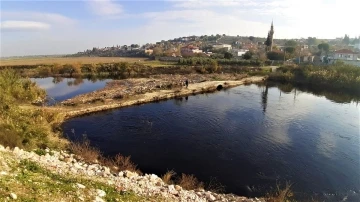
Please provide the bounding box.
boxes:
[1,0,359,56]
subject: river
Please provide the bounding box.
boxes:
[61,82,359,201]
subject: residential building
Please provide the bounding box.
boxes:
[233,49,249,57]
[355,43,360,50]
[145,49,153,55]
[181,45,203,55]
[212,43,232,51]
[300,45,309,49]
[328,49,360,66]
[331,49,359,61]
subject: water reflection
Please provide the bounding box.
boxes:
[256,82,360,104]
[32,77,112,105]
[63,84,359,201]
[261,85,268,113]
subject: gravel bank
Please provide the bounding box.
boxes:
[0,144,266,202]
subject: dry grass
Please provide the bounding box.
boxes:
[101,154,142,175]
[266,181,294,202]
[68,138,101,163]
[178,174,204,190]
[162,170,176,185]
[206,177,226,193]
[0,57,148,66]
[68,136,141,174]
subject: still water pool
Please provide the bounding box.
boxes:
[63,83,360,201]
[32,77,111,104]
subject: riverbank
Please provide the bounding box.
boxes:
[268,63,360,94]
[51,74,265,119]
[0,144,266,201]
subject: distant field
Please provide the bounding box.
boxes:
[0,57,150,66]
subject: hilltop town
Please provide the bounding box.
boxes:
[73,23,360,67]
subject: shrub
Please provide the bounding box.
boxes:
[266,182,294,202]
[162,170,176,185]
[69,137,101,163]
[178,174,204,190]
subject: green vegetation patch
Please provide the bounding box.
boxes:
[0,159,154,201]
[269,62,360,94]
[0,69,65,149]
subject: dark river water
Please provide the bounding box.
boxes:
[62,83,360,201]
[32,77,111,104]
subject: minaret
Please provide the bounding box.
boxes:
[265,21,275,52]
[269,21,274,51]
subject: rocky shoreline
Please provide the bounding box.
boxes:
[0,144,265,202]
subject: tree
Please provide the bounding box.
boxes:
[152,47,163,56]
[285,40,297,47]
[243,51,254,60]
[224,52,233,59]
[249,36,255,42]
[343,34,350,44]
[307,37,318,45]
[318,43,330,53]
[285,47,296,54]
[267,51,284,60]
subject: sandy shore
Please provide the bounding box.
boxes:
[53,74,265,119]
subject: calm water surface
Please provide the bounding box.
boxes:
[32,77,111,104]
[63,83,360,201]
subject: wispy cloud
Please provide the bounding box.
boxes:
[0,21,50,32]
[87,0,123,16]
[171,0,260,8]
[1,11,75,25]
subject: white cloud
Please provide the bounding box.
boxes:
[1,11,75,25]
[172,0,257,8]
[87,0,123,16]
[0,21,50,31]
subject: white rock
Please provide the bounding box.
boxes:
[78,196,84,201]
[13,147,20,154]
[0,144,5,151]
[118,171,124,177]
[124,171,138,178]
[73,163,82,170]
[175,185,182,191]
[94,196,105,202]
[0,171,8,175]
[149,174,159,182]
[76,183,86,189]
[168,185,178,195]
[10,193,17,199]
[103,167,111,175]
[96,189,106,197]
[206,193,216,201]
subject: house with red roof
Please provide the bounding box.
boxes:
[332,49,359,61]
[328,49,360,66]
[180,45,203,56]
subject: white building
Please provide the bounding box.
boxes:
[332,49,359,61]
[233,49,249,57]
[212,44,232,51]
[355,43,360,50]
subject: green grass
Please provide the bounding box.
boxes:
[0,158,159,201]
[269,62,360,93]
[0,69,65,149]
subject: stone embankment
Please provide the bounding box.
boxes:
[0,144,265,202]
[58,74,265,119]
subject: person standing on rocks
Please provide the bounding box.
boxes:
[185,79,189,88]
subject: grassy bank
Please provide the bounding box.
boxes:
[268,63,360,94]
[0,69,65,149]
